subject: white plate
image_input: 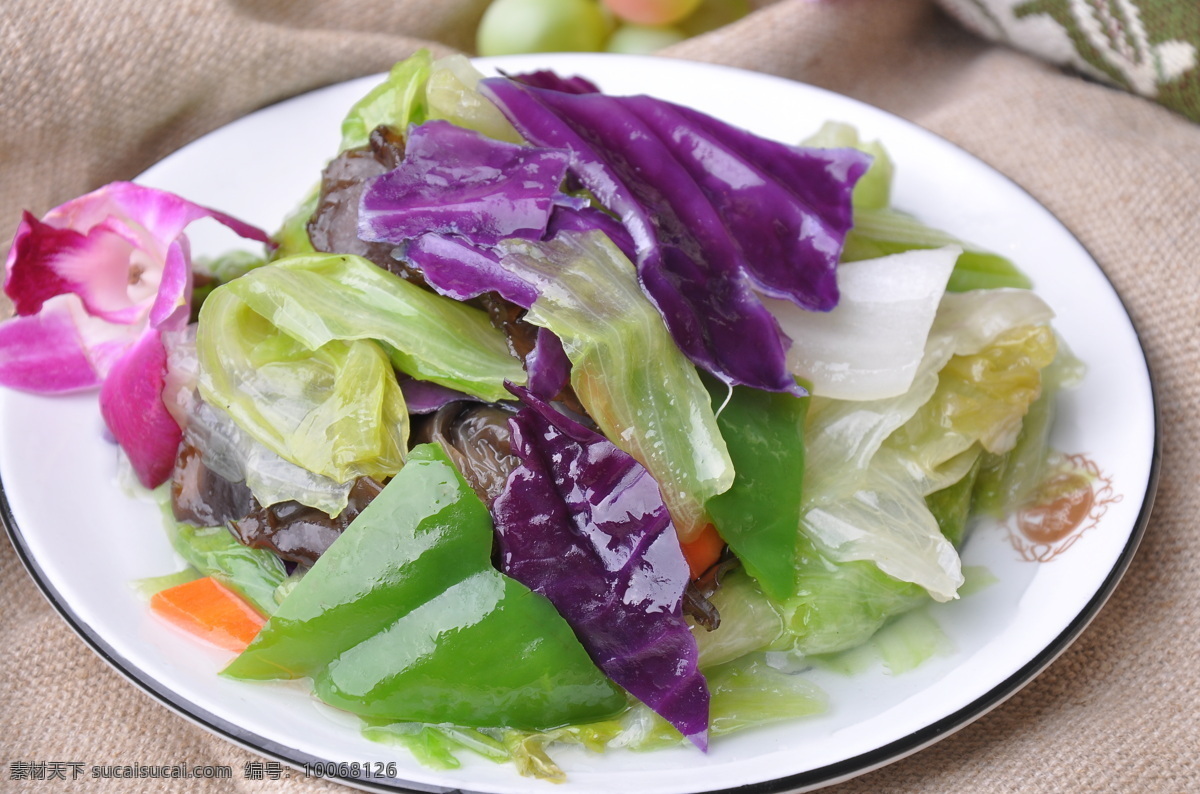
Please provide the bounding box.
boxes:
[1,54,1158,793]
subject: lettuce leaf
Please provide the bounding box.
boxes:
[497,230,733,541]
[425,54,523,143]
[341,51,523,154]
[845,208,1033,293]
[154,490,285,618]
[706,655,827,735]
[693,570,786,669]
[196,253,524,482]
[339,50,431,152]
[885,323,1058,470]
[796,289,1057,602]
[925,454,982,548]
[164,326,354,515]
[972,339,1085,517]
[801,121,1032,293]
[784,531,931,656]
[583,654,826,752]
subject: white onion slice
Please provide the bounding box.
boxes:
[764,245,960,401]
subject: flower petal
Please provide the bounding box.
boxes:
[51,181,273,252]
[4,212,152,324]
[2,182,273,394]
[6,182,272,327]
[0,302,100,393]
[99,329,183,488]
[148,237,193,331]
[5,212,102,316]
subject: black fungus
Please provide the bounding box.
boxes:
[170,443,255,527]
[307,126,429,284]
[683,553,739,632]
[228,477,385,568]
[415,401,519,506]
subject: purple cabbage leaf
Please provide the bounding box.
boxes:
[547,204,636,260]
[511,69,601,95]
[358,119,586,308]
[493,231,733,541]
[524,326,571,399]
[397,233,538,307]
[358,119,583,249]
[397,374,480,414]
[493,384,710,749]
[477,77,871,394]
[397,227,734,541]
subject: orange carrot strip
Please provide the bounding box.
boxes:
[680,524,725,580]
[150,576,266,652]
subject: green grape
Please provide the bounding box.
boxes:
[606,23,687,53]
[477,0,608,56]
[679,0,751,35]
[603,0,701,26]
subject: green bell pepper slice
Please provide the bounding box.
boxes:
[703,376,808,602]
[223,443,626,731]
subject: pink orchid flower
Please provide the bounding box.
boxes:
[0,182,271,487]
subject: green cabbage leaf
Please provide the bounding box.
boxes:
[497,231,734,541]
[196,252,523,483]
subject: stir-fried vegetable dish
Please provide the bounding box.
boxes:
[0,51,1081,780]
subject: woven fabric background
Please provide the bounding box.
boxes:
[934,0,1200,123]
[2,0,1197,791]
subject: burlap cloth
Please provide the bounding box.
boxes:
[1,0,1196,791]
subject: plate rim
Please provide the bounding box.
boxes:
[0,52,1162,794]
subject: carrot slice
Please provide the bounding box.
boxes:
[680,524,725,580]
[150,576,266,652]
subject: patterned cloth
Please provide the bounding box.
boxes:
[2,1,1198,792]
[936,0,1200,121]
